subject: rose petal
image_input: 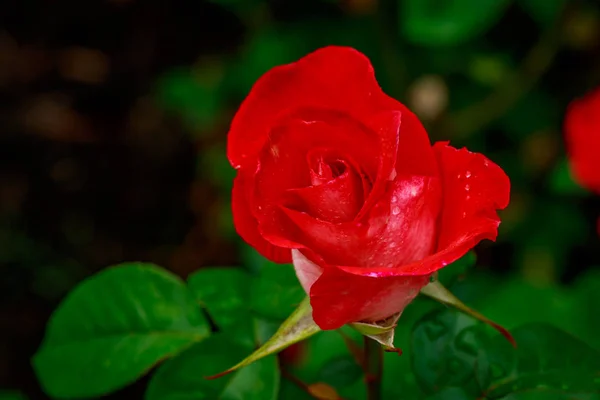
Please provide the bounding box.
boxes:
[331,143,510,278]
[285,157,365,222]
[227,46,404,170]
[254,118,378,212]
[396,109,438,177]
[564,86,600,194]
[231,170,292,263]
[307,259,430,329]
[356,111,401,219]
[292,249,323,293]
[261,174,441,268]
[433,143,509,252]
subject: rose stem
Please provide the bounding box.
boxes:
[363,336,383,400]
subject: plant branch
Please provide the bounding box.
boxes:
[363,336,383,400]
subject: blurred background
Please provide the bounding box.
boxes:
[1,0,600,398]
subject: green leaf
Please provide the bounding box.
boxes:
[380,298,439,399]
[518,0,566,27]
[188,267,255,346]
[146,333,280,400]
[425,387,471,400]
[475,278,579,332]
[572,269,600,350]
[317,355,363,389]
[207,297,320,379]
[250,263,305,320]
[503,393,600,400]
[480,323,600,398]
[32,263,210,399]
[411,308,491,396]
[420,281,515,346]
[400,0,510,46]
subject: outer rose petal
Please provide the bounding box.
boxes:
[328,143,510,278]
[292,250,429,329]
[564,86,600,194]
[396,109,438,177]
[292,249,323,293]
[227,46,408,170]
[232,171,292,263]
[432,143,510,252]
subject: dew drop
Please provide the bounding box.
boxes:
[462,211,467,218]
[392,206,400,215]
[391,195,398,203]
[465,170,472,178]
[483,159,490,167]
[386,263,394,268]
[465,184,470,191]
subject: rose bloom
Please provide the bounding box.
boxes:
[228,47,510,330]
[564,85,600,194]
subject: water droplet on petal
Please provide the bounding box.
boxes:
[386,263,394,268]
[465,184,470,191]
[483,159,490,167]
[462,212,467,218]
[391,195,398,203]
[465,170,472,178]
[392,206,400,215]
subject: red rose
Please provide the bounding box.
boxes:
[228,46,510,330]
[564,86,600,194]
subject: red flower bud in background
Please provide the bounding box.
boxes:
[564,86,600,194]
[228,47,510,330]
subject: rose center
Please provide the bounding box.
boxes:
[310,154,347,186]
